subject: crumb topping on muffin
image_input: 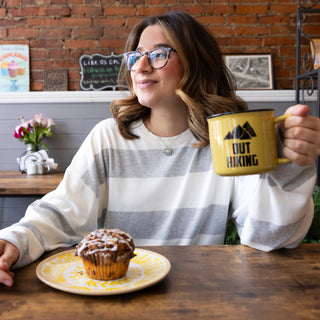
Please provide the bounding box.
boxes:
[75,228,135,260]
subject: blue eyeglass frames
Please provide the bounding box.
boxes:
[123,47,175,71]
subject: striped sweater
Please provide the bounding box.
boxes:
[0,118,316,268]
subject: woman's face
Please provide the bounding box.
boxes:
[130,25,184,110]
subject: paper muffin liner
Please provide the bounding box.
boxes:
[80,253,132,280]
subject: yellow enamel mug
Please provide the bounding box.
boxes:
[207,109,291,176]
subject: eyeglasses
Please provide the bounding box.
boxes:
[123,47,175,71]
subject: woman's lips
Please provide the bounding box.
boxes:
[137,79,156,89]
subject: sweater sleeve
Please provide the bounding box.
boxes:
[0,121,109,268]
[232,162,316,251]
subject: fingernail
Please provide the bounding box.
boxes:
[3,279,13,287]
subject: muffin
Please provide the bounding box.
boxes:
[75,228,135,280]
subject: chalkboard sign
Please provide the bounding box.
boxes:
[79,52,124,91]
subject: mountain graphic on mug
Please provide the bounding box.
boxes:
[224,121,257,140]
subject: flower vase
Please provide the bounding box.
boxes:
[26,143,40,154]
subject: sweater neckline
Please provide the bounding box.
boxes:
[132,119,195,147]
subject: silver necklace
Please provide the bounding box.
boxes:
[147,120,179,156]
[162,139,174,156]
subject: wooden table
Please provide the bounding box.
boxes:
[1,244,320,320]
[0,170,64,196]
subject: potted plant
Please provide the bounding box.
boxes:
[14,114,55,152]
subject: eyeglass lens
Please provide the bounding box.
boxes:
[125,48,171,71]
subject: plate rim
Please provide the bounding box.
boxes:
[36,248,171,296]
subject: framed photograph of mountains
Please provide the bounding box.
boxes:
[0,44,30,92]
[224,54,273,90]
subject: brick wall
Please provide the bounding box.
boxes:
[0,1,319,90]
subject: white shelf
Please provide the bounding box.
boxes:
[0,90,317,104]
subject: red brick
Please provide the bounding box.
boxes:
[103,27,131,38]
[30,48,47,59]
[52,0,68,4]
[54,60,79,69]
[95,17,126,27]
[60,17,91,27]
[236,26,268,36]
[39,6,71,16]
[274,68,291,79]
[303,25,320,36]
[99,38,127,48]
[269,4,296,14]
[6,0,20,6]
[137,7,168,16]
[204,5,234,15]
[8,8,38,16]
[162,0,177,4]
[270,25,295,35]
[236,5,269,15]
[1,0,314,90]
[131,0,145,5]
[208,25,235,37]
[197,16,225,25]
[31,82,44,91]
[227,16,257,25]
[39,27,71,39]
[101,0,117,6]
[27,18,60,27]
[104,7,137,16]
[0,29,7,38]
[71,28,103,38]
[8,27,39,38]
[31,39,64,48]
[72,6,103,17]
[228,37,262,47]
[49,49,82,59]
[147,0,162,4]
[0,40,29,45]
[169,6,202,15]
[31,60,53,70]
[65,39,98,48]
[259,15,291,25]
[264,36,295,46]
[0,19,27,28]
[126,17,143,27]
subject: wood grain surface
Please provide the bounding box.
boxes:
[1,244,320,320]
[0,171,64,195]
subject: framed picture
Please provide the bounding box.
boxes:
[0,44,30,92]
[224,54,273,90]
[310,39,320,70]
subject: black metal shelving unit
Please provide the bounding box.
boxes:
[295,0,320,184]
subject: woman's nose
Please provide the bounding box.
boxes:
[134,54,152,72]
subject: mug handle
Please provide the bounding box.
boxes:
[273,114,291,164]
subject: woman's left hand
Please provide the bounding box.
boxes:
[278,104,320,166]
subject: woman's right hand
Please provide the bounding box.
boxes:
[0,240,19,287]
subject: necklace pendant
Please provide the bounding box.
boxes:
[163,147,173,156]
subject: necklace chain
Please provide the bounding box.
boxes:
[147,120,180,156]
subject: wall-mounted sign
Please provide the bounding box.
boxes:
[0,45,30,92]
[79,52,124,91]
[44,70,68,91]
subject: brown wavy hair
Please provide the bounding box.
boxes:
[111,11,248,148]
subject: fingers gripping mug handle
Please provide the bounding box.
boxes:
[274,114,291,164]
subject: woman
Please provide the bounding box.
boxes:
[0,11,319,287]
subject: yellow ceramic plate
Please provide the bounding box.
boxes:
[36,248,171,295]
